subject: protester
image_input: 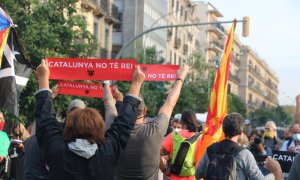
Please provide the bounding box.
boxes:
[35,59,145,180]
[237,132,249,148]
[280,124,300,153]
[160,109,202,180]
[248,130,265,157]
[284,125,293,141]
[7,121,29,180]
[23,91,93,180]
[288,94,300,179]
[0,111,10,178]
[23,121,49,180]
[114,64,189,179]
[195,113,283,180]
[171,118,181,133]
[263,121,283,155]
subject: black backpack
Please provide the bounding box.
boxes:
[204,139,244,180]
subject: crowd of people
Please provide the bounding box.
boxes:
[0,60,300,180]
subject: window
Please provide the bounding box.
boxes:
[185,11,187,21]
[93,22,99,41]
[170,50,172,63]
[174,53,177,64]
[249,93,253,103]
[172,0,174,7]
[105,28,109,50]
[228,83,231,94]
[180,6,183,17]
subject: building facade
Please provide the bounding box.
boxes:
[228,35,243,96]
[112,0,168,59]
[238,46,279,111]
[165,0,201,66]
[78,0,119,58]
[196,2,224,65]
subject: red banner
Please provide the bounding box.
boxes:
[58,81,114,98]
[140,64,179,81]
[47,58,136,81]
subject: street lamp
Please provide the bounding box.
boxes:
[115,18,249,59]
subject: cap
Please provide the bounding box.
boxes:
[67,99,86,112]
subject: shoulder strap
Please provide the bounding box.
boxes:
[287,139,293,150]
[207,139,244,155]
[185,132,201,144]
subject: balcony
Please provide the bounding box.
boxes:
[231,56,241,66]
[248,82,265,97]
[174,37,181,49]
[81,0,106,17]
[81,0,97,10]
[183,44,188,55]
[248,66,264,80]
[207,23,225,36]
[229,72,241,84]
[265,80,279,93]
[105,3,119,24]
[207,41,223,53]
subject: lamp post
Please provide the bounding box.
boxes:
[115,19,248,59]
[142,2,198,62]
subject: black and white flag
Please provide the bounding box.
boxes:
[0,28,32,116]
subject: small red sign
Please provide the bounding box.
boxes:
[58,81,114,98]
[140,64,179,81]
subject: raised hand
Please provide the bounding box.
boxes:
[128,65,145,96]
[36,59,50,89]
[176,64,189,81]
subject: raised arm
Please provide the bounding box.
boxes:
[103,81,117,131]
[35,59,64,167]
[101,66,145,163]
[158,64,189,118]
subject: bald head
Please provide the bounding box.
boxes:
[292,124,300,134]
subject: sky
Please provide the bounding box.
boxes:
[199,0,300,106]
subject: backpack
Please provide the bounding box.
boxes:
[170,132,201,176]
[204,139,244,180]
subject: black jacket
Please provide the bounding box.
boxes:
[23,135,49,180]
[35,91,140,180]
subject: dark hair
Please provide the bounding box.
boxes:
[222,113,245,138]
[137,95,146,117]
[171,118,180,124]
[181,109,198,132]
[64,108,105,144]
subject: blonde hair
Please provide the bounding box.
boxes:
[11,122,30,141]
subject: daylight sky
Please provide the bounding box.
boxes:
[199,0,300,105]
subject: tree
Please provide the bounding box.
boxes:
[1,0,97,123]
[227,93,247,117]
[249,105,295,127]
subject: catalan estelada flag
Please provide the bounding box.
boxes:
[195,20,237,165]
[0,7,12,68]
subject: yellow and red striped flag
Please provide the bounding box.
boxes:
[195,20,237,165]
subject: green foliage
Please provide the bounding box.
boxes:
[228,93,247,117]
[1,0,97,124]
[249,105,296,127]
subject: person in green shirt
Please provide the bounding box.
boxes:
[0,111,10,162]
